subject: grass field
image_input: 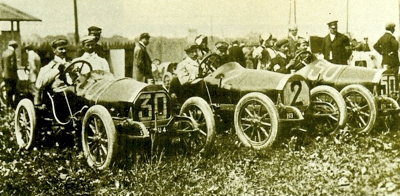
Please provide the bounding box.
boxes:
[1,108,400,195]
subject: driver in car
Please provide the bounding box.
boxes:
[35,38,71,100]
[169,44,206,103]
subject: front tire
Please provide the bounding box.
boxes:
[14,99,37,150]
[179,97,216,155]
[234,92,279,150]
[340,84,377,133]
[309,85,347,135]
[82,105,117,170]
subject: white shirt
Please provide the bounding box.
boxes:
[176,56,199,85]
[35,55,66,89]
[79,52,110,73]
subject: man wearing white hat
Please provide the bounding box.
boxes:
[77,35,110,73]
[373,22,400,73]
[1,40,19,107]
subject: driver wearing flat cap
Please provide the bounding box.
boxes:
[35,38,70,99]
[76,35,110,73]
[76,26,106,58]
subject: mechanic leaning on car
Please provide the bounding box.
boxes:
[35,38,70,104]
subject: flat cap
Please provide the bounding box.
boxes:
[52,38,68,48]
[215,41,229,49]
[140,33,150,39]
[327,20,338,27]
[80,35,96,43]
[385,22,396,29]
[275,38,289,48]
[195,35,207,45]
[184,44,198,52]
[8,40,18,46]
[88,26,101,31]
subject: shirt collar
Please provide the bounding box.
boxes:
[54,55,66,64]
[139,41,146,48]
[386,30,393,35]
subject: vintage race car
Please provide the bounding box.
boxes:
[294,51,400,133]
[14,60,216,170]
[169,54,347,150]
[348,51,381,69]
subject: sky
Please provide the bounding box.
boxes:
[0,0,399,43]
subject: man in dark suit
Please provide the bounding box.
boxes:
[228,40,245,66]
[1,40,19,107]
[373,22,400,73]
[321,20,351,65]
[133,33,153,82]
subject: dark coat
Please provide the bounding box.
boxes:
[228,45,245,66]
[373,32,400,68]
[133,42,152,82]
[321,32,350,64]
[1,48,18,80]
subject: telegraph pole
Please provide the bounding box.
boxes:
[74,0,79,44]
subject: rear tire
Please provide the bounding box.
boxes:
[340,84,377,133]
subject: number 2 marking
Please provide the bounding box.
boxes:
[290,81,302,105]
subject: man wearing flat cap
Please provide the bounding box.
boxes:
[36,38,70,96]
[76,26,106,58]
[215,41,233,65]
[287,24,303,59]
[321,20,351,64]
[77,35,110,73]
[169,44,206,103]
[373,22,400,73]
[133,33,153,82]
[228,40,245,66]
[1,40,19,107]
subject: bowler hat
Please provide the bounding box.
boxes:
[385,22,396,29]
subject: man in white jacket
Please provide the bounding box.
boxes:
[78,35,110,74]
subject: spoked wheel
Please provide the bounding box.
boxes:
[340,84,377,133]
[179,97,216,155]
[198,53,221,78]
[309,85,347,135]
[234,92,279,150]
[82,105,117,170]
[14,99,37,150]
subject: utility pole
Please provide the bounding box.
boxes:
[74,0,79,45]
[346,0,349,33]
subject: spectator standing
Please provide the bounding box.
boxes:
[287,24,303,58]
[321,20,351,64]
[360,37,371,52]
[78,35,110,73]
[133,33,153,82]
[252,33,273,70]
[195,35,210,60]
[1,40,19,108]
[374,22,400,73]
[228,40,245,66]
[215,41,233,65]
[25,45,42,105]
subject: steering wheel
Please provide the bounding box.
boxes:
[61,59,93,85]
[198,53,221,78]
[290,50,313,71]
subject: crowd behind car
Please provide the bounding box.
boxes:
[1,20,399,111]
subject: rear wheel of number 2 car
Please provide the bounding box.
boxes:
[340,84,377,133]
[234,92,279,150]
[179,97,216,155]
[82,105,117,170]
[14,99,37,150]
[310,85,347,135]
